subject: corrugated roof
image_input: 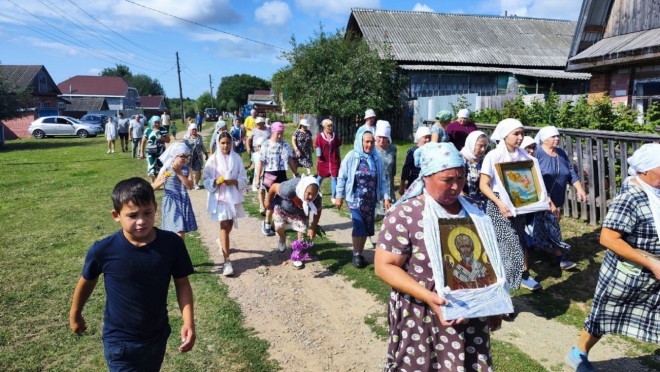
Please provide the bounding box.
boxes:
[349,8,577,67]
[0,65,43,89]
[58,76,133,96]
[570,28,660,62]
[248,94,276,102]
[399,65,591,80]
[139,95,164,109]
[65,97,108,111]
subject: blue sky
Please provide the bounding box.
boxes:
[0,0,582,100]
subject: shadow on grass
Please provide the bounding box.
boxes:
[2,138,99,152]
[591,356,660,372]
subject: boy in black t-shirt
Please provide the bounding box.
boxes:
[69,177,195,371]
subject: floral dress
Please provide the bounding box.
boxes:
[348,158,378,236]
[462,156,486,211]
[378,196,492,372]
[293,128,313,169]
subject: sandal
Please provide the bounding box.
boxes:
[259,206,266,215]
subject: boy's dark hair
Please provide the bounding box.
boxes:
[112,177,157,212]
[218,131,232,140]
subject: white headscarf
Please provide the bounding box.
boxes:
[295,175,320,216]
[158,142,190,177]
[185,123,197,138]
[490,118,522,143]
[206,131,246,225]
[521,136,536,150]
[627,144,660,231]
[534,126,560,146]
[375,120,391,142]
[459,130,487,161]
[414,126,431,142]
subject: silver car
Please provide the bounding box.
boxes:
[28,116,104,139]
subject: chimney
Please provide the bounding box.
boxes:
[504,10,507,17]
[69,84,72,93]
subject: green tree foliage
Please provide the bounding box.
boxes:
[195,92,213,111]
[0,73,32,121]
[101,64,165,96]
[470,92,657,134]
[272,27,406,117]
[165,97,195,120]
[216,74,270,112]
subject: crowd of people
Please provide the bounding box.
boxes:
[70,107,660,372]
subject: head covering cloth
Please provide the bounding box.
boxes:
[435,110,453,122]
[157,142,190,177]
[534,126,560,146]
[375,120,391,142]
[459,130,488,161]
[148,115,161,129]
[415,126,432,142]
[295,175,320,216]
[392,141,512,320]
[205,131,246,227]
[626,143,660,235]
[457,109,470,119]
[353,125,377,171]
[521,136,536,150]
[186,123,197,138]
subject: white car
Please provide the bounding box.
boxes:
[28,116,104,139]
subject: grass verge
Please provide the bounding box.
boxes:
[0,135,278,371]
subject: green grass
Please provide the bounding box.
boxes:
[0,132,278,371]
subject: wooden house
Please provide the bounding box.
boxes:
[346,8,591,100]
[567,0,660,115]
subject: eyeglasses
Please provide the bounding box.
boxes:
[178,155,191,160]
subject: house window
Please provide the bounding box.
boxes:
[633,78,660,123]
[409,73,497,98]
[58,102,66,109]
[38,72,47,93]
[38,101,51,108]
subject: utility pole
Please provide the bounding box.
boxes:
[176,52,185,122]
[209,74,214,108]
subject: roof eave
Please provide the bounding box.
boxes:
[568,50,660,71]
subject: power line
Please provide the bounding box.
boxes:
[7,0,171,75]
[122,0,289,51]
[38,0,172,68]
[180,59,198,76]
[66,0,173,59]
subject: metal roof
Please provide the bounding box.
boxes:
[399,65,591,80]
[58,76,134,96]
[139,95,165,109]
[64,97,108,111]
[348,8,577,68]
[569,28,660,62]
[0,65,62,94]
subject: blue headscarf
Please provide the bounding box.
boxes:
[353,126,377,170]
[148,115,161,129]
[397,142,464,206]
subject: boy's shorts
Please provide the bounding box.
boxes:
[104,326,170,372]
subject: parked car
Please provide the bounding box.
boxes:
[28,116,104,139]
[130,114,147,126]
[80,114,108,126]
[204,108,218,122]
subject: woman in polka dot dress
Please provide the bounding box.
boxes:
[376,142,500,372]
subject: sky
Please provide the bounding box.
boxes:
[0,0,583,100]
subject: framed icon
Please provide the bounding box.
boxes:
[495,160,542,208]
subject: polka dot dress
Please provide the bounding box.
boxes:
[378,196,493,372]
[485,193,526,290]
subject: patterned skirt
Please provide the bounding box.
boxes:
[528,211,571,254]
[161,192,198,233]
[584,250,660,343]
[486,194,526,290]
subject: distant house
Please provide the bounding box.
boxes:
[58,76,140,111]
[139,95,167,118]
[346,9,591,99]
[0,64,67,141]
[63,97,109,118]
[247,90,280,114]
[567,0,660,116]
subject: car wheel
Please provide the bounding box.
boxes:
[77,130,89,138]
[33,129,45,139]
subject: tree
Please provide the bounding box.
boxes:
[101,64,165,96]
[272,27,406,117]
[196,92,213,111]
[216,74,270,110]
[0,74,32,121]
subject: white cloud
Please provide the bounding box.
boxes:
[412,3,434,12]
[14,37,81,57]
[88,68,102,75]
[498,0,581,20]
[294,0,380,18]
[255,1,292,26]
[113,0,241,27]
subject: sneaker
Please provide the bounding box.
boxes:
[110,150,115,153]
[278,241,286,252]
[194,185,200,190]
[262,222,269,236]
[292,260,304,269]
[267,226,276,237]
[565,347,597,372]
[259,206,266,216]
[352,254,366,268]
[364,237,374,249]
[520,276,542,291]
[331,198,336,204]
[560,259,577,271]
[107,149,111,154]
[222,262,234,276]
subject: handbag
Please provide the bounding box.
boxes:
[262,172,278,188]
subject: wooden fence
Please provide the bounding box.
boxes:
[476,124,660,225]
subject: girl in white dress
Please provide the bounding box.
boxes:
[105,117,117,154]
[203,131,248,276]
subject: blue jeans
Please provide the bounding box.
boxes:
[103,326,170,372]
[316,175,337,198]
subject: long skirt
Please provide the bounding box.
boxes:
[486,194,526,290]
[161,192,198,233]
[528,211,570,254]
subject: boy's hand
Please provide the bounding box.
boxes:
[179,325,195,352]
[69,312,87,335]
